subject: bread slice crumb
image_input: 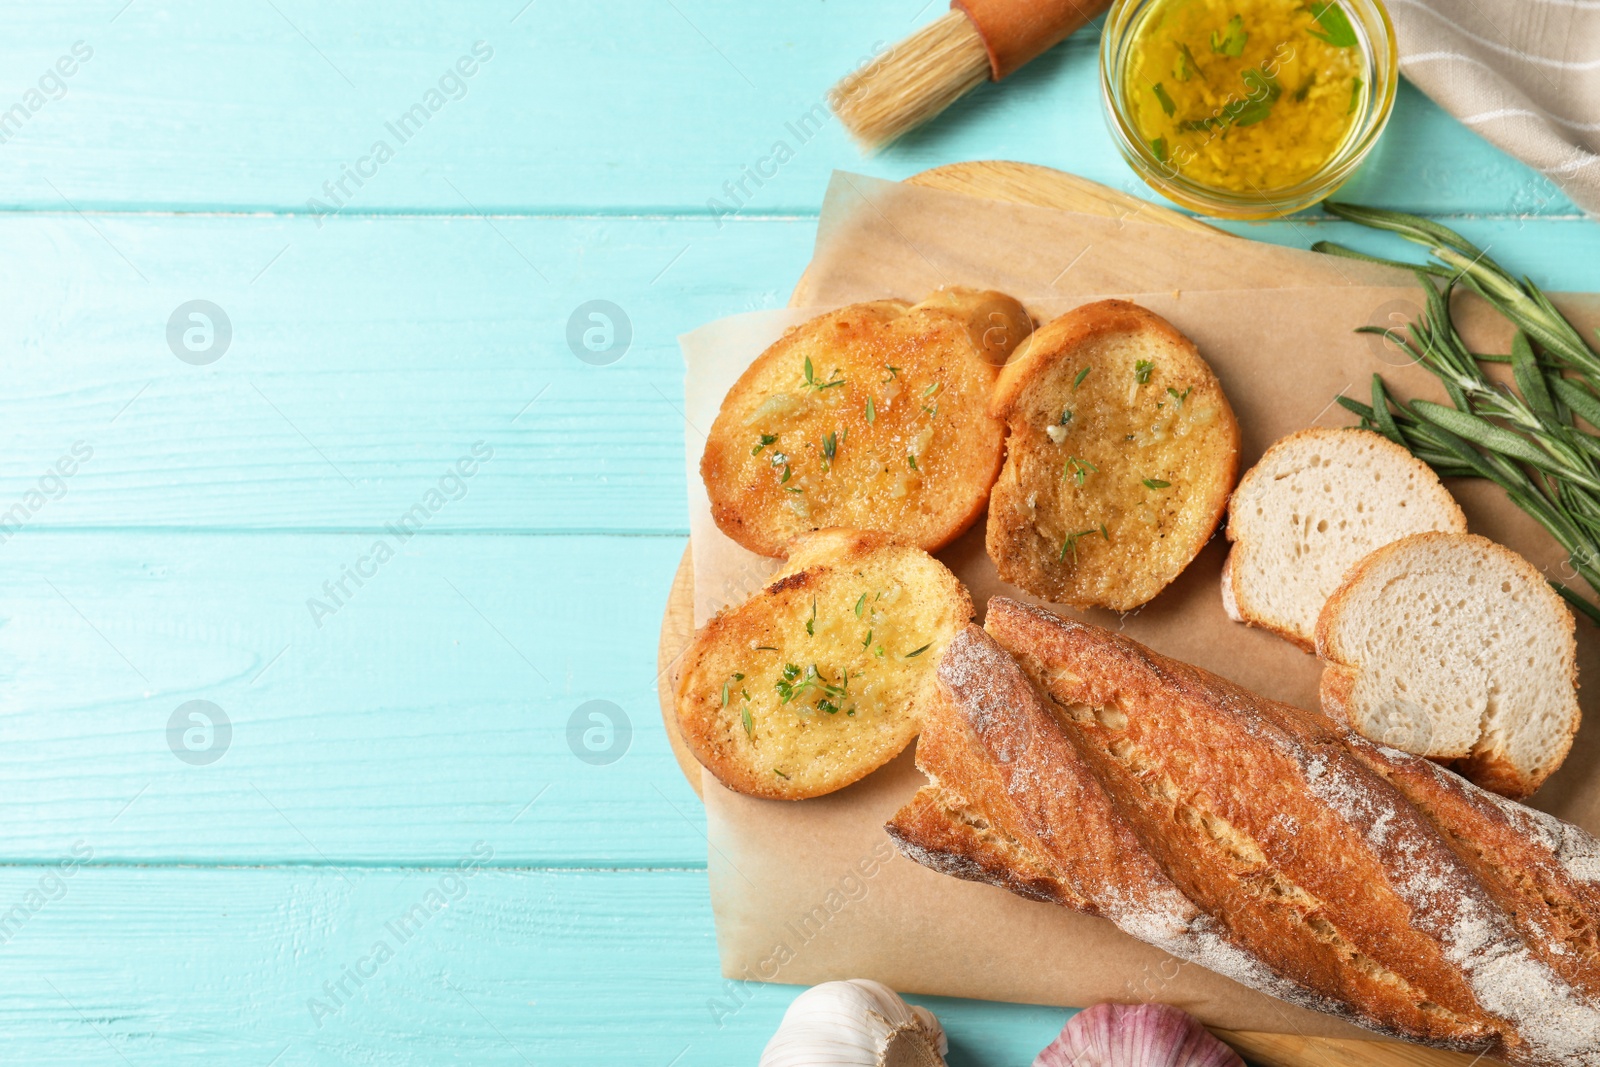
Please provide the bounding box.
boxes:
[1224,427,1466,650]
[1316,532,1579,799]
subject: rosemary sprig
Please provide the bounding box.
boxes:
[1315,203,1600,623]
[1316,202,1600,380]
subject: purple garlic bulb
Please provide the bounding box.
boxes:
[1034,1002,1246,1067]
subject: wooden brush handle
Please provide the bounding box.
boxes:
[953,0,1114,80]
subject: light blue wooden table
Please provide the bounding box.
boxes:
[2,2,1597,1063]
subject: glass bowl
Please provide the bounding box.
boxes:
[1100,0,1398,219]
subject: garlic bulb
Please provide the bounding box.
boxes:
[1034,1002,1244,1067]
[760,979,948,1067]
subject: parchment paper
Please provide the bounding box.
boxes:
[796,172,1407,307]
[676,173,1600,1038]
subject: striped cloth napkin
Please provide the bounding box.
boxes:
[1391,0,1600,215]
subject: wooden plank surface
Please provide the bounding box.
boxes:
[0,0,1593,1062]
[0,863,1070,1066]
[0,3,1574,217]
[1,214,1598,534]
[0,531,702,866]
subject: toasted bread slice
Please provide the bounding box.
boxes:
[674,528,972,799]
[701,289,1032,558]
[985,300,1239,611]
[1223,428,1467,651]
[1316,532,1580,799]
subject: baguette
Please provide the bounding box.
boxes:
[1343,735,1600,1004]
[674,528,971,799]
[886,599,1600,1065]
[985,300,1239,611]
[700,289,1031,558]
[886,625,1354,1024]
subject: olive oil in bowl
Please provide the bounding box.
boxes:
[1101,0,1397,218]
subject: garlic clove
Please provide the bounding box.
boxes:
[760,979,948,1067]
[1033,1002,1245,1067]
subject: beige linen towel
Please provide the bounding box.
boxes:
[1391,0,1600,214]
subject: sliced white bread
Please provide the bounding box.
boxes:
[1223,427,1467,650]
[1316,532,1580,800]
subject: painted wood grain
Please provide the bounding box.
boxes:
[1,1,1594,1061]
[3,214,1598,535]
[0,1,1573,217]
[0,864,1070,1065]
[0,531,713,866]
[0,212,809,534]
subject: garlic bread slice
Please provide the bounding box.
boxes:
[985,300,1240,611]
[674,529,972,800]
[701,289,1031,558]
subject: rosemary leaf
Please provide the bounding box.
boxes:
[1322,202,1481,259]
[1312,240,1451,278]
[1510,331,1558,420]
[1317,204,1600,618]
[1553,377,1600,430]
[1369,375,1403,444]
[1409,401,1570,479]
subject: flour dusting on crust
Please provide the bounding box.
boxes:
[1100,882,1357,1025]
[1305,730,1600,1063]
[935,625,1359,1028]
[1365,738,1600,887]
[888,607,1600,1067]
[1481,786,1600,885]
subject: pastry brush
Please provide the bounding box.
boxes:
[832,0,1114,150]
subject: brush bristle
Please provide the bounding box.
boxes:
[830,10,991,151]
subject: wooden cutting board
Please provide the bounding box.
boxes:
[655,160,1481,1067]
